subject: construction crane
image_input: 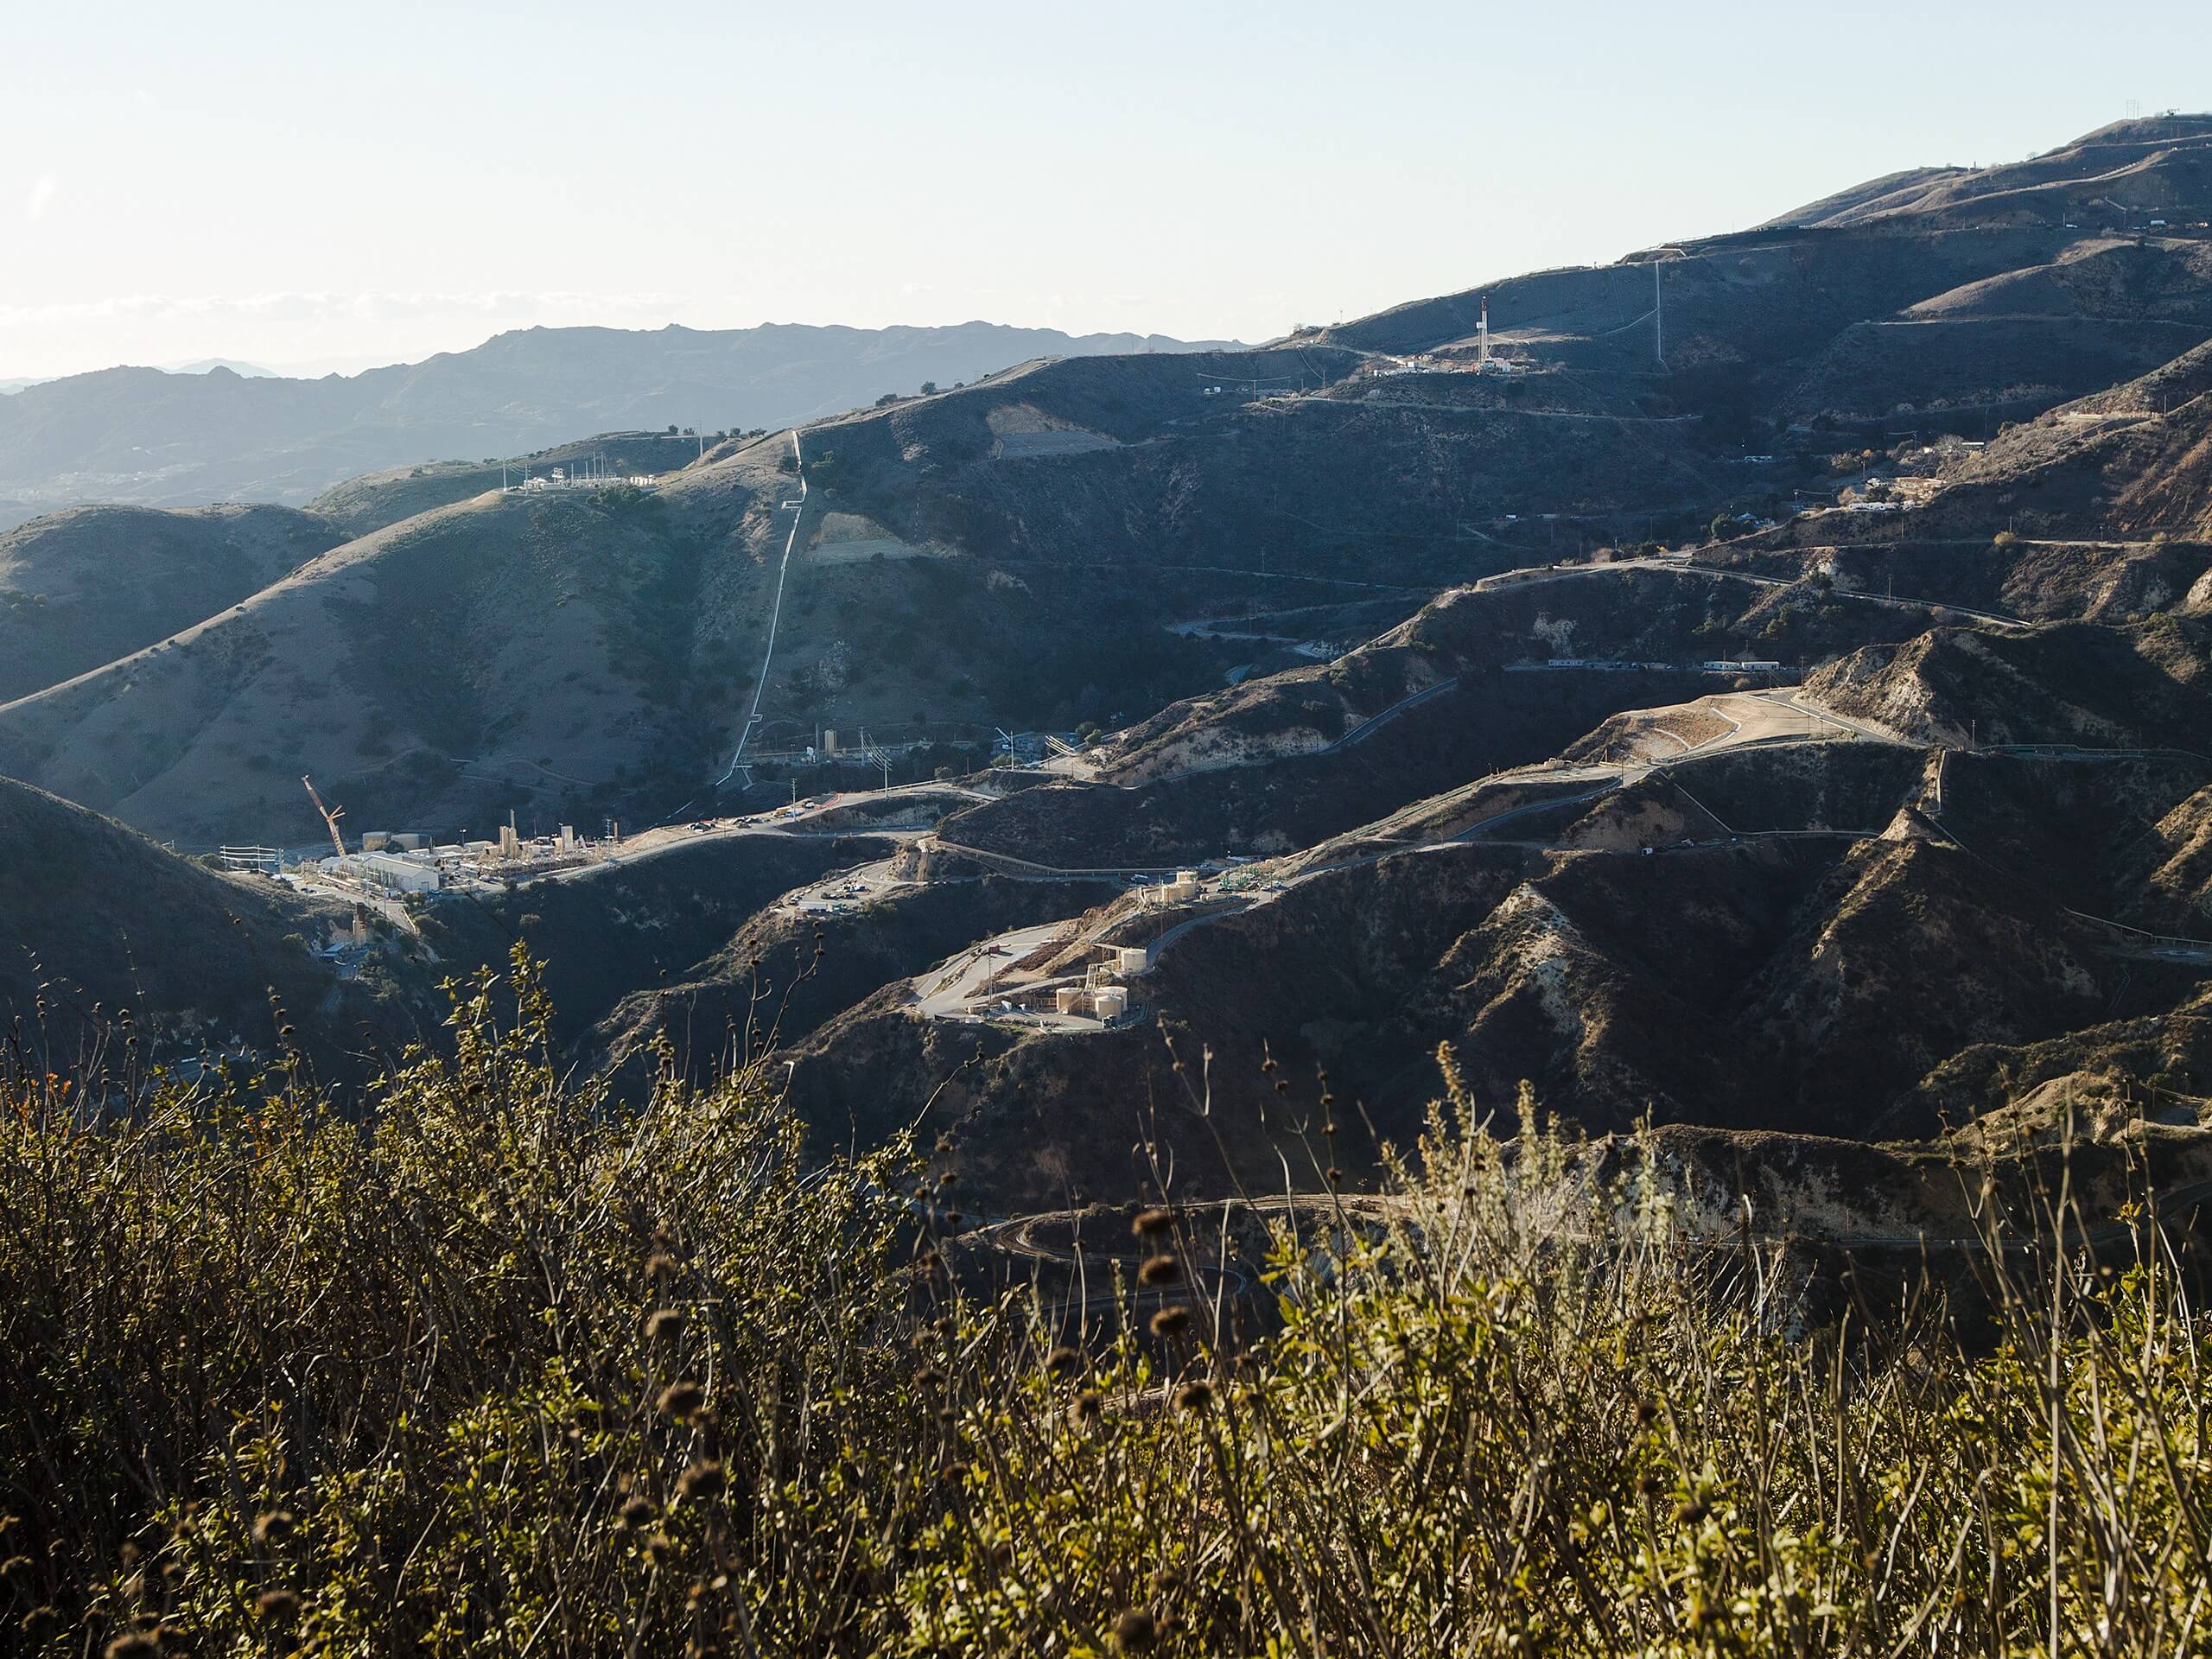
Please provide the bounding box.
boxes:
[302,775,347,862]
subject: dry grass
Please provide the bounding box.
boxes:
[3,957,2209,1656]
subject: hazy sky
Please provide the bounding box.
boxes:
[6,0,2208,380]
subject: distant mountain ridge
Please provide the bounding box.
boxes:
[0,321,1241,511]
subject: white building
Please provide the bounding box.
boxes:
[337,850,442,893]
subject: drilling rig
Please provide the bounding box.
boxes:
[302,775,347,863]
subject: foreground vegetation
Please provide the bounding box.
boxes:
[3,955,2210,1656]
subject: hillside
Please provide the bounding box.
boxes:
[1322,123,2212,434]
[0,459,794,842]
[780,729,2212,1208]
[0,321,1239,513]
[1804,615,2212,749]
[8,116,2212,1222]
[0,503,340,702]
[19,121,2212,853]
[0,429,1274,843]
[0,774,436,1074]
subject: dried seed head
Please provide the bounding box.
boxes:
[1138,1254,1180,1287]
[1150,1566,1185,1594]
[645,1307,686,1343]
[254,1588,302,1623]
[645,1531,676,1564]
[1070,1390,1103,1425]
[104,1635,162,1659]
[1148,1306,1191,1338]
[645,1253,680,1283]
[1634,1399,1660,1427]
[1130,1206,1174,1237]
[617,1496,657,1531]
[1111,1607,1159,1651]
[1044,1345,1082,1376]
[20,1608,59,1643]
[0,1555,29,1579]
[1673,1499,1711,1526]
[913,1365,947,1391]
[251,1510,296,1545]
[657,1380,707,1419]
[676,1460,727,1502]
[1635,1474,1662,1497]
[1173,1379,1214,1413]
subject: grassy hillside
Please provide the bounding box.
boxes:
[0,503,340,702]
[0,464,785,842]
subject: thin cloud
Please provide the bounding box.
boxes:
[25,175,57,220]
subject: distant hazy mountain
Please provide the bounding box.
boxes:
[0,321,1240,511]
[165,358,277,378]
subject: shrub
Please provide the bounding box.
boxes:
[3,971,2209,1655]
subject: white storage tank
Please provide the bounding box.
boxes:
[1116,945,1148,975]
[1054,986,1082,1014]
[1094,987,1128,1020]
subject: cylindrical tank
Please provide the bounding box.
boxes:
[1116,945,1148,975]
[1094,987,1128,1020]
[1054,986,1082,1014]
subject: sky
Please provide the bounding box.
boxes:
[4,0,2209,382]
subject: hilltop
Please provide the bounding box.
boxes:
[306,430,710,536]
[0,320,1240,513]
